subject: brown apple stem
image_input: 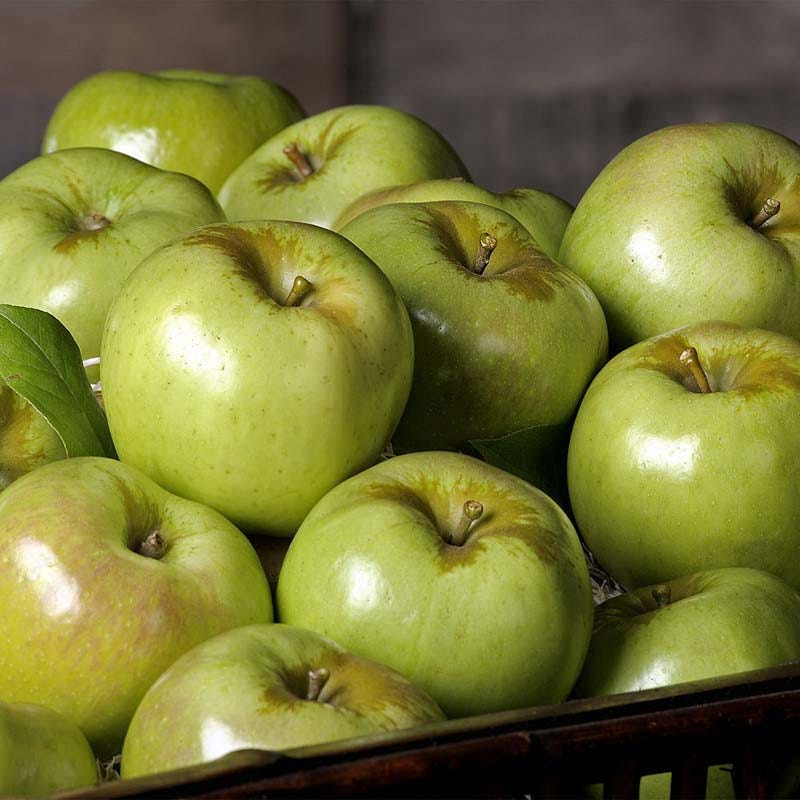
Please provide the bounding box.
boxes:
[283,142,314,180]
[651,585,672,608]
[83,212,110,231]
[137,531,167,560]
[748,198,780,229]
[679,347,712,394]
[448,500,484,546]
[306,667,330,702]
[473,232,497,275]
[283,275,313,307]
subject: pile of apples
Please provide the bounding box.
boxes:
[1,69,800,798]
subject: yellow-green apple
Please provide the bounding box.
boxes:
[334,179,572,259]
[101,221,414,537]
[43,69,305,193]
[0,456,273,758]
[575,567,800,799]
[567,321,800,589]
[340,200,607,490]
[218,105,470,229]
[276,451,594,718]
[0,701,98,796]
[121,623,445,778]
[0,147,224,379]
[558,122,800,351]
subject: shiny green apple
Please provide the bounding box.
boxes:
[334,179,572,259]
[568,321,800,589]
[576,567,800,799]
[0,148,223,379]
[0,700,98,796]
[43,69,305,193]
[121,623,445,778]
[219,105,469,229]
[101,220,413,536]
[0,456,273,758]
[559,122,800,351]
[341,200,607,454]
[277,451,594,718]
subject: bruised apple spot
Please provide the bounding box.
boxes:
[255,119,361,193]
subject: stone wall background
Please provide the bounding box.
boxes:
[2,0,798,204]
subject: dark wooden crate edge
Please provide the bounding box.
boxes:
[53,660,800,799]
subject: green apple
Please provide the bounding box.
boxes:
[43,69,305,193]
[558,122,800,351]
[0,380,66,489]
[567,321,800,589]
[340,200,607,455]
[0,456,273,758]
[218,105,470,229]
[276,451,593,718]
[0,700,98,796]
[121,623,445,778]
[575,567,800,800]
[0,147,224,379]
[334,179,572,259]
[101,220,414,536]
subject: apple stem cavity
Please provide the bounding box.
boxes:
[283,275,313,308]
[448,500,484,546]
[679,347,712,394]
[473,232,498,275]
[748,198,780,229]
[283,142,314,181]
[137,531,167,560]
[306,667,330,702]
[651,584,672,608]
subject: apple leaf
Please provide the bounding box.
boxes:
[0,305,115,459]
[469,420,573,510]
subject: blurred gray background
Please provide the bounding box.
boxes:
[2,0,799,205]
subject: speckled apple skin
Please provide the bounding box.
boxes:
[0,457,273,758]
[568,321,800,589]
[219,105,470,229]
[101,220,415,536]
[121,624,445,779]
[277,452,593,718]
[43,70,305,193]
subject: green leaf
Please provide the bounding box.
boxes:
[469,419,574,510]
[0,305,115,459]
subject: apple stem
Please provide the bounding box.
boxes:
[283,275,313,307]
[748,198,780,229]
[448,500,484,546]
[306,667,330,702]
[137,531,167,560]
[679,347,712,394]
[473,232,498,275]
[83,212,110,232]
[651,584,672,608]
[283,142,314,180]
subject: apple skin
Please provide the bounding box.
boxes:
[101,220,414,536]
[558,122,800,351]
[121,623,445,779]
[0,701,98,796]
[341,200,607,453]
[218,105,470,229]
[43,69,305,193]
[334,179,573,259]
[0,456,273,758]
[0,381,66,489]
[276,451,594,718]
[0,147,224,378]
[575,567,800,800]
[567,321,800,590]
